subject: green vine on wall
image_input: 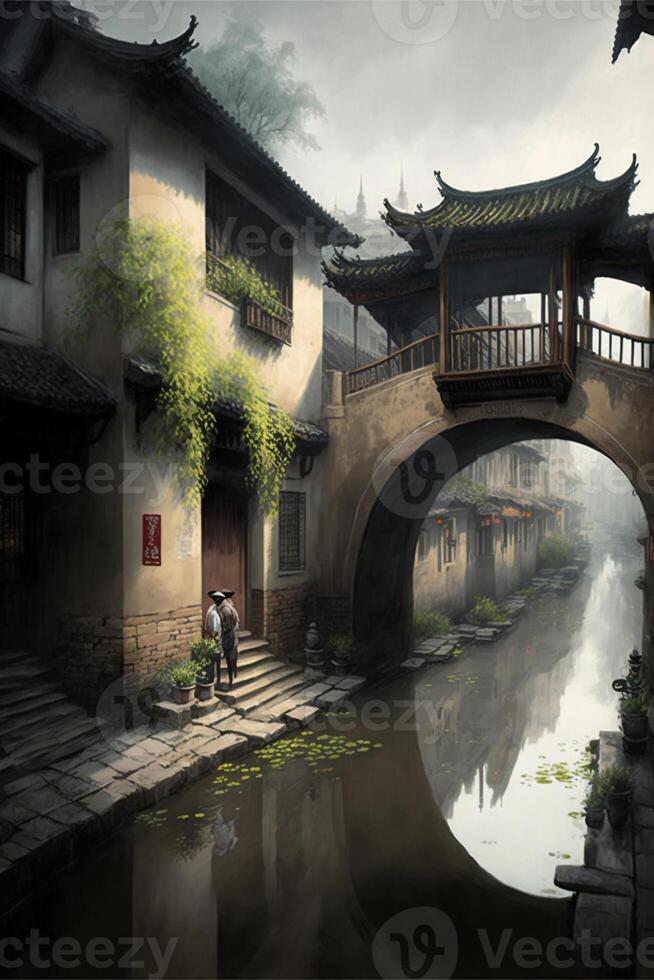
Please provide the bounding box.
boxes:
[69,217,295,511]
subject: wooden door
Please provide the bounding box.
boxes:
[201,487,248,626]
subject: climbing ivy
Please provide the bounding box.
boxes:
[68,217,294,511]
[207,252,288,318]
[213,352,296,514]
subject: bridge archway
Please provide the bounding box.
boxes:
[320,358,654,672]
[352,414,649,665]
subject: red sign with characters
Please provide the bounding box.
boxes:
[142,514,162,566]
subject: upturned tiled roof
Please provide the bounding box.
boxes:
[323,250,427,293]
[383,146,637,237]
[612,0,654,63]
[0,339,115,416]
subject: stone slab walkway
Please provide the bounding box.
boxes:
[0,670,365,923]
[555,731,654,977]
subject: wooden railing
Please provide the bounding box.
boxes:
[242,297,293,346]
[449,322,554,373]
[346,333,438,394]
[343,317,654,398]
[576,317,653,369]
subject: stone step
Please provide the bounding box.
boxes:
[235,670,309,714]
[235,649,275,671]
[224,664,300,703]
[237,637,270,655]
[0,680,62,710]
[236,629,252,640]
[0,699,82,741]
[7,716,100,768]
[0,650,40,667]
[228,657,286,690]
[0,662,53,693]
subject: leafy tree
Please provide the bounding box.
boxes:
[189,16,325,153]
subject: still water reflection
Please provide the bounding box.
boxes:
[9,549,642,979]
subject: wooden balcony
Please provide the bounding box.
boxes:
[206,251,293,346]
[343,317,653,404]
[241,297,293,346]
[435,321,574,408]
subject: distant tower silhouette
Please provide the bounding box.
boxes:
[356,176,366,220]
[395,169,409,211]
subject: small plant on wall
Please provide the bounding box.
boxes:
[207,252,288,319]
[68,217,294,511]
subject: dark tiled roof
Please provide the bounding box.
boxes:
[384,146,637,237]
[0,67,107,162]
[612,1,654,63]
[0,339,115,416]
[323,250,427,293]
[430,483,555,517]
[45,4,359,249]
[124,356,328,447]
[596,212,654,250]
[322,330,382,374]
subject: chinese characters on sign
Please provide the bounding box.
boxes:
[142,514,162,566]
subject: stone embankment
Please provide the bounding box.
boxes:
[0,670,365,924]
[402,557,586,671]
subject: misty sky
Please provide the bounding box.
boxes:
[81,0,654,330]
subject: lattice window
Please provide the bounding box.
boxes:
[1,148,27,279]
[206,169,293,310]
[279,491,306,572]
[55,175,80,254]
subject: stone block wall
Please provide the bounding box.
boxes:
[57,604,202,712]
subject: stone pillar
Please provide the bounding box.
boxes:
[323,369,345,421]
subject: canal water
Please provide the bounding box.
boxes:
[8,546,643,979]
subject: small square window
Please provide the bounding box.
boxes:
[55,175,80,254]
[279,491,306,572]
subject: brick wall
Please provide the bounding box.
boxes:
[57,604,202,712]
[250,584,314,660]
[315,593,352,638]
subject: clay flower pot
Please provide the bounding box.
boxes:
[196,679,215,702]
[171,683,195,705]
[621,711,649,741]
[605,790,632,830]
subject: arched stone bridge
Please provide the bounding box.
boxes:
[318,338,654,672]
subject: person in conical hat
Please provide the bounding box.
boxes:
[204,591,224,684]
[218,588,240,688]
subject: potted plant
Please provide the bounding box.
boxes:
[583,774,605,830]
[328,633,355,674]
[620,692,649,741]
[601,764,633,830]
[159,659,199,705]
[191,638,219,701]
